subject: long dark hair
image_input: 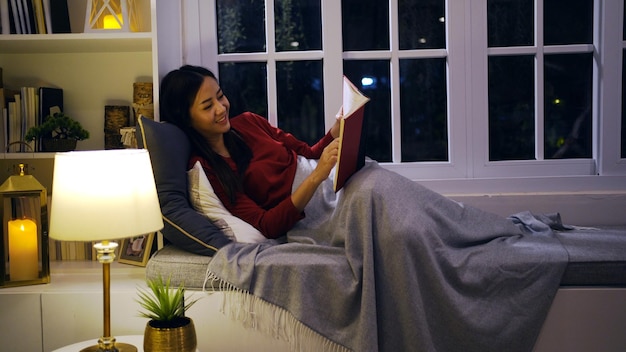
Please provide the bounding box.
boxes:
[159,65,252,204]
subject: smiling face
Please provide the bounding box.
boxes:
[189,76,231,146]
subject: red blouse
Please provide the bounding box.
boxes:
[189,112,335,238]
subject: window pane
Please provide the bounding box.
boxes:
[488,55,535,161]
[398,0,446,50]
[216,0,266,53]
[275,0,322,51]
[399,58,448,162]
[487,0,533,47]
[276,61,325,145]
[623,51,626,158]
[343,60,392,162]
[544,53,593,159]
[218,62,268,118]
[342,0,389,51]
[544,0,593,45]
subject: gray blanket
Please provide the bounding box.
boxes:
[206,160,569,352]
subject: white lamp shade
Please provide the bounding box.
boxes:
[49,149,163,241]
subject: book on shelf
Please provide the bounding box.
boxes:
[21,0,36,34]
[48,0,70,33]
[49,239,96,261]
[7,90,21,151]
[0,87,6,150]
[333,76,370,192]
[39,86,63,119]
[0,0,69,34]
[1,85,64,152]
[20,86,37,151]
[8,0,22,34]
[42,0,51,33]
[14,0,28,34]
[0,0,10,34]
[32,0,45,34]
[37,86,62,151]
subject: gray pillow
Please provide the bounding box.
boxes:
[136,116,231,255]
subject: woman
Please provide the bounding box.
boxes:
[159,65,569,352]
[160,64,341,238]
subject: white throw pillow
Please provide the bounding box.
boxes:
[188,161,266,243]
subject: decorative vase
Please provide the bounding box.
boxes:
[143,317,197,352]
[42,138,77,152]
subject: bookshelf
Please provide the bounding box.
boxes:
[0,0,158,261]
[0,0,158,156]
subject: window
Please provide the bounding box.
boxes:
[487,0,594,161]
[192,0,625,190]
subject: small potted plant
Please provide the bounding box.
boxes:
[24,112,90,152]
[136,275,199,352]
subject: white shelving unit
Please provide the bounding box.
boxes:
[0,261,147,351]
[0,261,291,352]
[0,0,158,156]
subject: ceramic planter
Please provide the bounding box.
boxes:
[143,316,197,352]
[42,138,77,152]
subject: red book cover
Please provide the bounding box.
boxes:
[333,76,370,192]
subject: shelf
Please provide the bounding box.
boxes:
[2,152,57,159]
[0,0,157,164]
[0,33,153,54]
[0,260,146,294]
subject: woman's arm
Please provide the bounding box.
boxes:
[202,162,305,238]
[243,112,340,158]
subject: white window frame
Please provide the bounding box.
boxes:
[601,0,626,176]
[163,0,626,196]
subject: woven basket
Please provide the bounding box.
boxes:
[133,82,153,105]
[104,105,130,131]
[133,83,155,120]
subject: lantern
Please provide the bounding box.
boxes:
[84,0,139,32]
[0,164,50,288]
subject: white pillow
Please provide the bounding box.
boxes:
[188,161,266,243]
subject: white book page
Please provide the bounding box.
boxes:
[342,76,370,118]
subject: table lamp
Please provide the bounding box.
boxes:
[49,149,163,352]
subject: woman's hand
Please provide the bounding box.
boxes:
[291,138,340,211]
[314,138,340,180]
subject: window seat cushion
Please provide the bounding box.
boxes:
[557,226,626,286]
[146,226,626,290]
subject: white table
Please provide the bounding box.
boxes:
[52,335,144,352]
[52,335,201,352]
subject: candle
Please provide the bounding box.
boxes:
[8,218,39,281]
[103,14,123,29]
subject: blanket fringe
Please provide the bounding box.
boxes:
[204,271,352,352]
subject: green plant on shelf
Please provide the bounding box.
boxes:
[25,112,90,142]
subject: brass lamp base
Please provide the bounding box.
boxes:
[80,342,137,352]
[80,337,137,352]
[80,242,137,352]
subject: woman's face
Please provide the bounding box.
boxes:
[189,76,231,140]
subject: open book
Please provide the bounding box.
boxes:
[333,76,371,192]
